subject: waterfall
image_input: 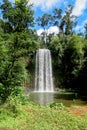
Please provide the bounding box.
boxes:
[35,49,54,92]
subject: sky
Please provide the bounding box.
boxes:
[1,0,87,35]
[29,0,87,35]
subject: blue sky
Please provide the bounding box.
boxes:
[29,0,87,35]
[1,0,87,35]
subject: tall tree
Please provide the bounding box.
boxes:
[53,9,63,33]
[52,5,77,35]
[63,5,77,35]
[0,0,38,102]
[37,13,52,30]
[37,13,52,44]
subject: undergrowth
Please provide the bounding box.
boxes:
[0,97,87,130]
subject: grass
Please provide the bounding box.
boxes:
[0,100,87,130]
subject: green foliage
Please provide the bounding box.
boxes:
[5,96,22,114]
[0,0,87,102]
[0,103,87,130]
[49,102,65,109]
[0,0,34,32]
[0,0,39,102]
[63,5,77,35]
[49,35,64,71]
[68,35,84,74]
[52,5,77,35]
[50,36,64,58]
[73,39,87,93]
[49,34,85,91]
[61,35,84,89]
[37,13,52,30]
[0,56,27,102]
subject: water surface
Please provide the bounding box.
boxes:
[29,92,87,107]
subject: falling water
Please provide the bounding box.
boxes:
[35,49,54,92]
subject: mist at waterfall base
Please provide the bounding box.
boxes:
[34,49,54,92]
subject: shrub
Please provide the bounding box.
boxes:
[49,102,65,109]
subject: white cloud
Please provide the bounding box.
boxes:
[29,0,62,11]
[48,26,59,35]
[37,26,59,36]
[72,0,87,16]
[37,29,44,36]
